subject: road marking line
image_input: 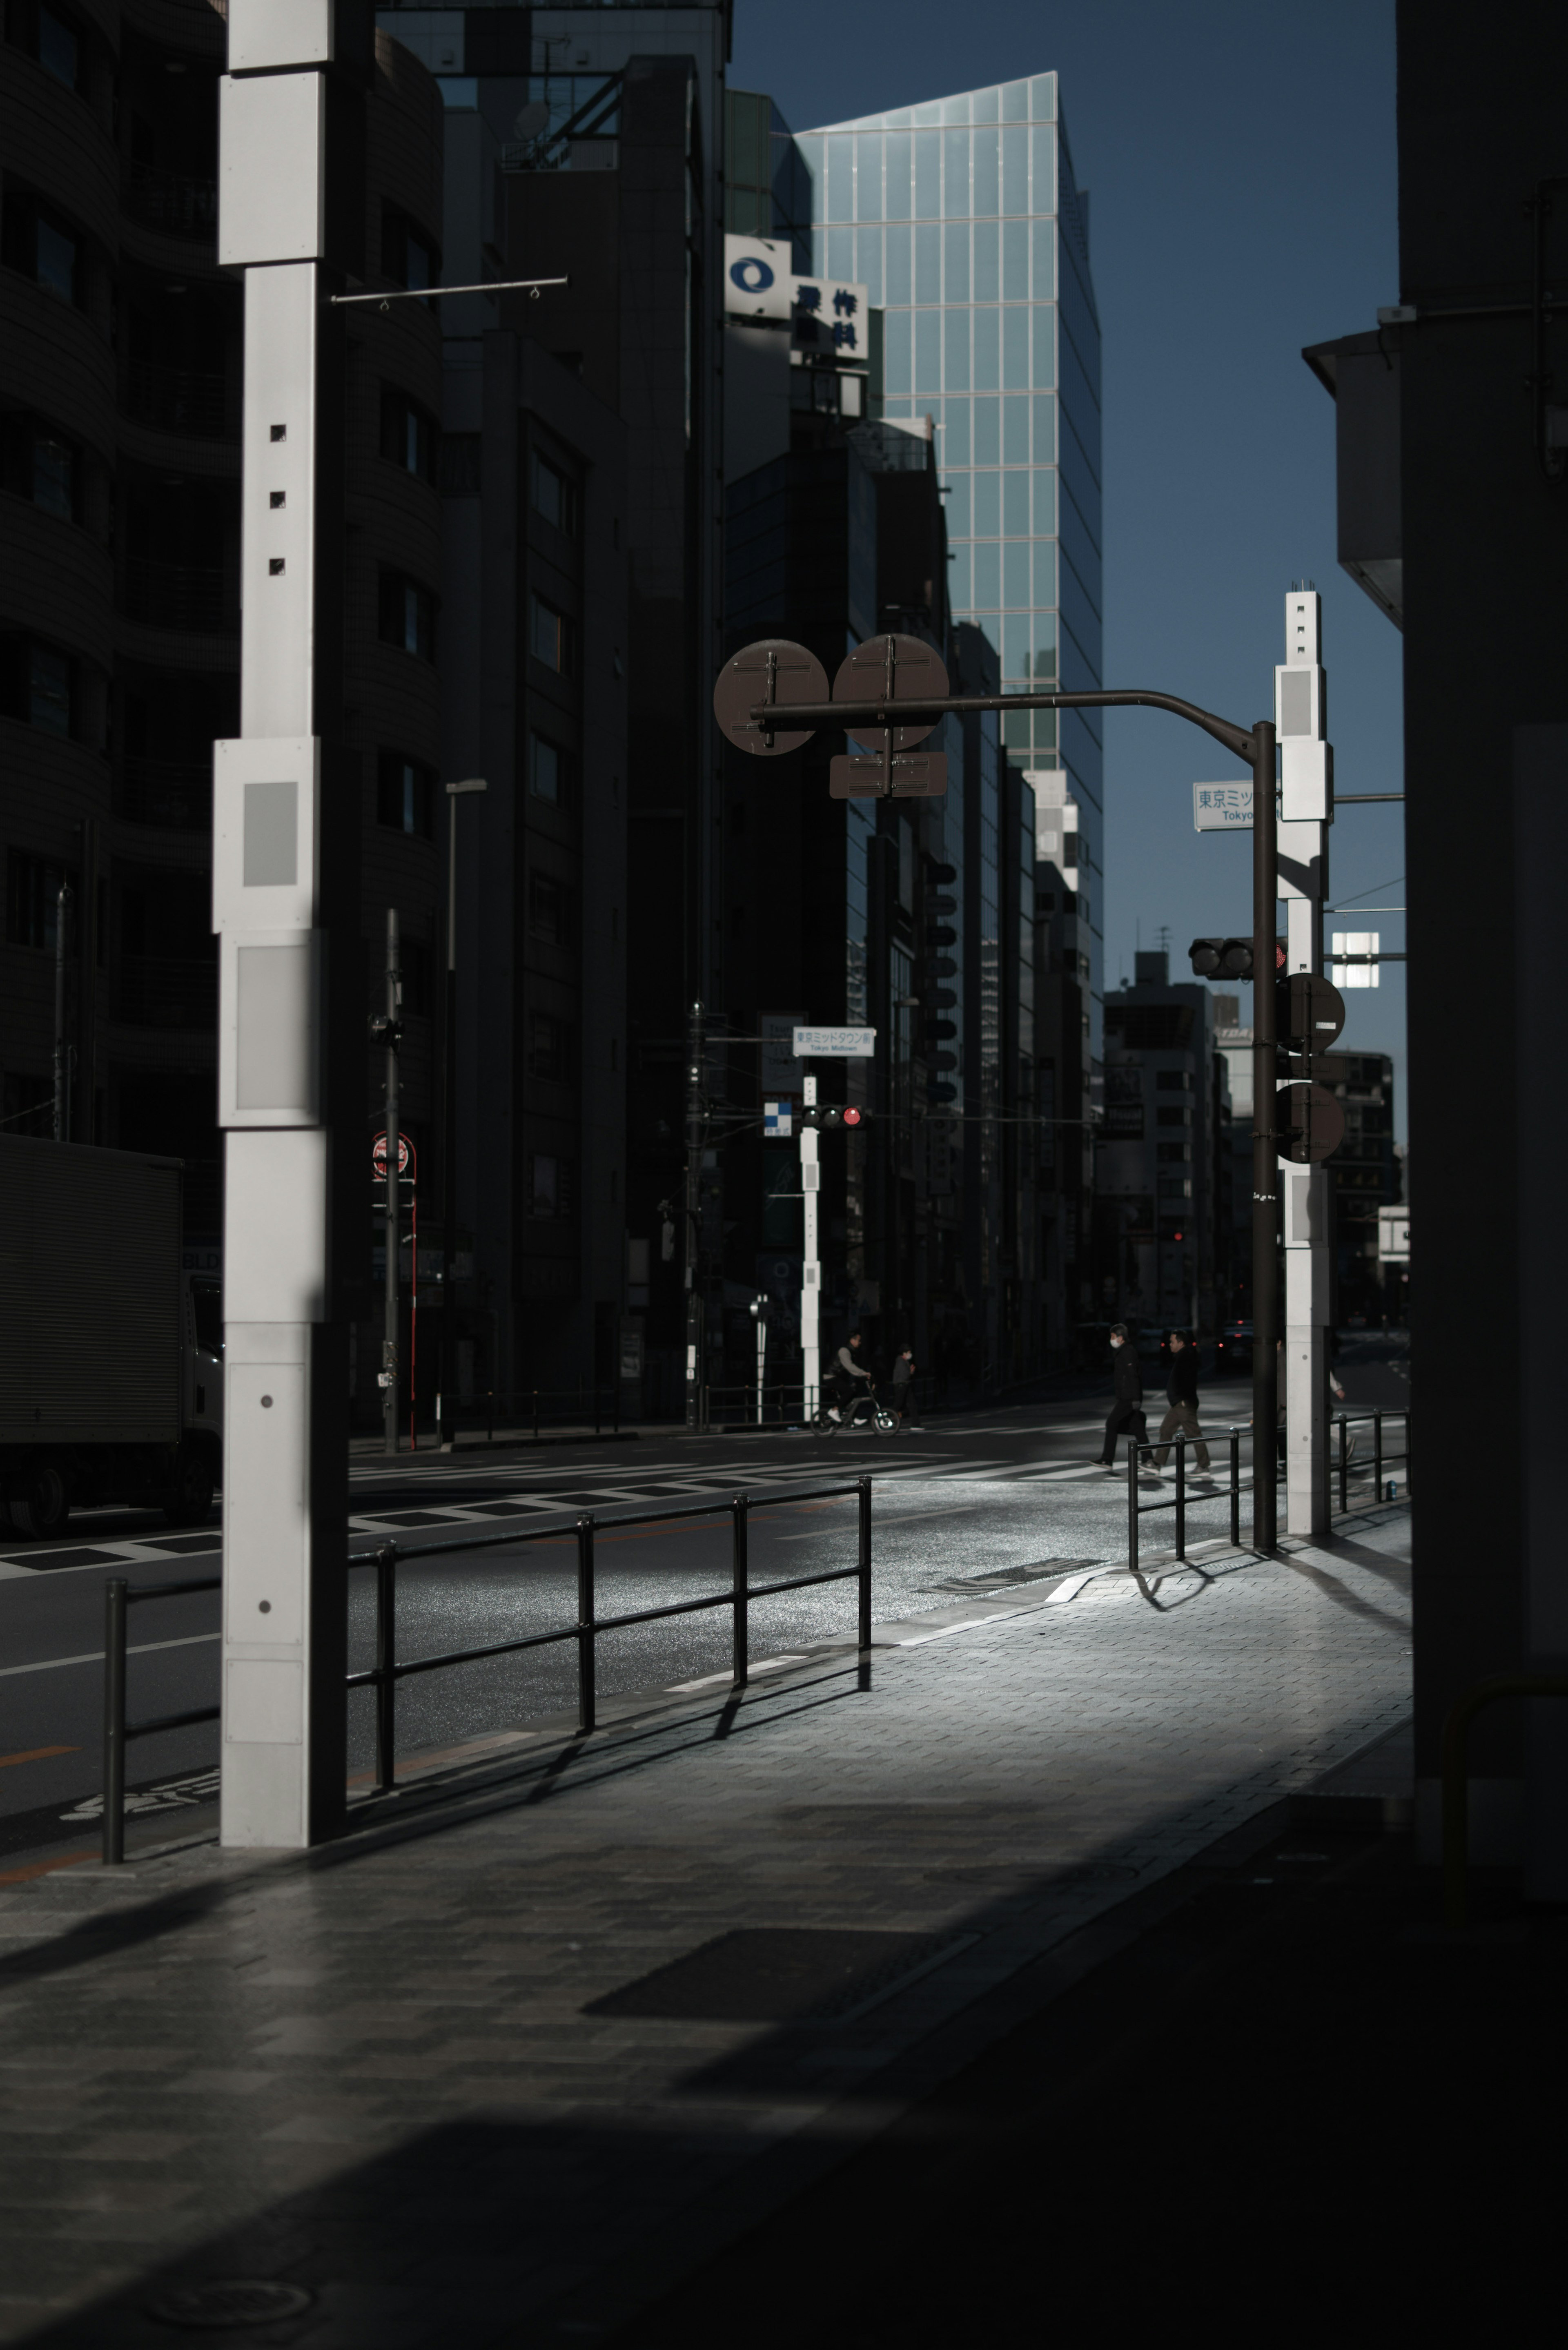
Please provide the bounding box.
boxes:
[0,1745,79,1769]
[0,1633,220,1680]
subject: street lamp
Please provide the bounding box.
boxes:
[714,635,1282,1551]
[438,778,487,1448]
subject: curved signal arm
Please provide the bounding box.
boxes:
[746,687,1258,768]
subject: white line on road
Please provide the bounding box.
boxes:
[0,1632,220,1680]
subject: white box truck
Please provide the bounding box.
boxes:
[0,1133,222,1539]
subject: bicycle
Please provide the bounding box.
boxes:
[813,1385,897,1436]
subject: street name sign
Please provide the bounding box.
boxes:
[1194,783,1254,830]
[793,1026,876,1059]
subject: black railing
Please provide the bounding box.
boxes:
[1324,1408,1411,1518]
[465,1384,622,1443]
[1127,1427,1246,1575]
[125,162,218,236]
[102,1574,220,1864]
[124,359,232,439]
[347,1476,875,1789]
[118,755,212,830]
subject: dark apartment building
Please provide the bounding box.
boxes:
[1318,1047,1399,1321]
[0,3,454,1429]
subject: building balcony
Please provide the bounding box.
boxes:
[123,359,232,441]
[124,163,218,239]
[122,557,230,634]
[118,954,217,1029]
[118,756,212,831]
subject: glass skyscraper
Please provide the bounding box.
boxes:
[795,72,1103,968]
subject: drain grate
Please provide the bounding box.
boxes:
[147,2280,314,2330]
[585,1927,959,2024]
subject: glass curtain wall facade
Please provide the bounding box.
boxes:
[795,73,1103,1003]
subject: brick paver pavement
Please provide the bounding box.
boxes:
[0,1512,1411,2346]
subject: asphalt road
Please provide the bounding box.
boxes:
[0,1333,1409,1871]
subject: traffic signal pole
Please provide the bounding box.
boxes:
[801,1070,820,1415]
[719,662,1281,1543]
[684,1001,706,1431]
[1251,718,1279,1552]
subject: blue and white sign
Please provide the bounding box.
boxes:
[764,1099,793,1137]
[1194,782,1254,832]
[724,234,791,321]
[793,1026,876,1059]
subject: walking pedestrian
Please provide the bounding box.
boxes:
[1153,1330,1211,1475]
[891,1346,919,1427]
[1098,1325,1148,1474]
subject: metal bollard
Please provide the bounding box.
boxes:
[731,1495,749,1687]
[374,1543,397,1794]
[1174,1435,1186,1563]
[1128,1443,1140,1576]
[1339,1414,1349,1515]
[576,1514,596,1734]
[1374,1410,1383,1504]
[102,1577,128,1865]
[1230,1429,1241,1550]
[858,1476,873,1650]
[533,1389,540,1442]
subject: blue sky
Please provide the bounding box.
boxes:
[731,0,1406,1137]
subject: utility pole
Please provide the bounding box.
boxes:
[749,1292,768,1424]
[1278,588,1333,1536]
[377,910,402,1457]
[801,1069,820,1415]
[52,880,71,1143]
[437,778,486,1447]
[684,999,705,1431]
[213,0,369,1850]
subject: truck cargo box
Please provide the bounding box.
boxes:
[0,1134,182,1448]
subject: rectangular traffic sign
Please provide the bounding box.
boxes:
[793,1026,876,1058]
[1194,783,1254,830]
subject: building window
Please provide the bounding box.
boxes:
[530,448,579,536]
[1,410,79,521]
[529,734,576,805]
[1156,1106,1191,1128]
[378,570,436,660]
[376,753,435,839]
[528,1013,570,1081]
[6,4,80,91]
[1156,1142,1191,1165]
[6,849,74,949]
[528,592,572,674]
[0,634,74,734]
[528,871,569,945]
[382,207,437,291]
[528,1154,577,1218]
[379,387,437,485]
[2,191,80,305]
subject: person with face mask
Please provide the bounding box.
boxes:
[1098,1323,1148,1474]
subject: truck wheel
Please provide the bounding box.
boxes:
[163,1443,215,1529]
[7,1462,70,1541]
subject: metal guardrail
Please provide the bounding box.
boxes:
[102,1574,220,1865]
[468,1384,621,1442]
[102,1476,874,1852]
[347,1476,875,1792]
[1324,1408,1410,1518]
[1127,1428,1246,1574]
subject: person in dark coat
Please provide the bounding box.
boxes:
[1098,1324,1148,1472]
[1153,1330,1211,1472]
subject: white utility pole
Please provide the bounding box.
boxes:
[1278,588,1333,1537]
[800,1071,820,1415]
[213,2,368,1847]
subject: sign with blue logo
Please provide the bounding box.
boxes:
[725,234,791,321]
[763,1099,793,1138]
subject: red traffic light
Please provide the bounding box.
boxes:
[842,1106,864,1128]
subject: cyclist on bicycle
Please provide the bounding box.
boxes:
[828,1331,874,1423]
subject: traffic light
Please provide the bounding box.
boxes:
[800,1106,871,1130]
[1189,937,1254,981]
[842,1106,869,1128]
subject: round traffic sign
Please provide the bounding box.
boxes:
[713,639,830,757]
[1280,972,1346,1053]
[1274,1082,1345,1165]
[372,1131,414,1180]
[832,633,949,753]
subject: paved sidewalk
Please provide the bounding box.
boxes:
[0,1512,1411,2346]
